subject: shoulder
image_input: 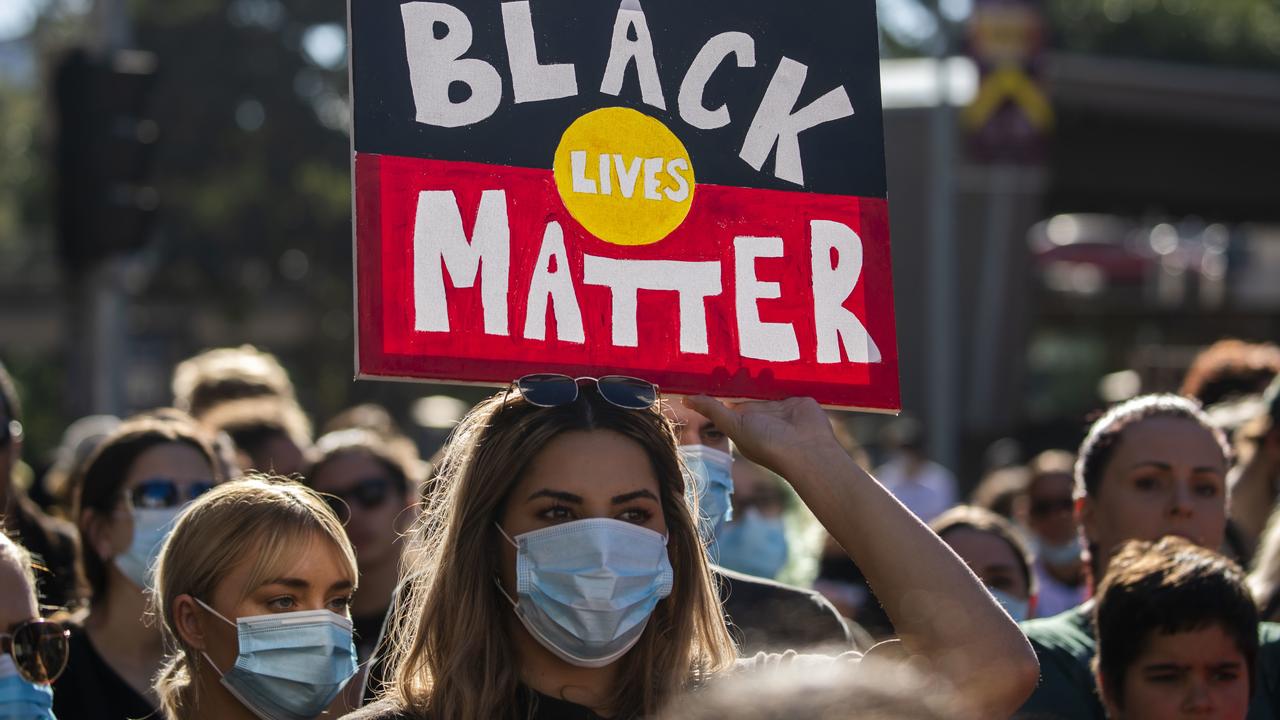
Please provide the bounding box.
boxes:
[715,566,838,615]
[340,699,421,720]
[715,567,849,646]
[1017,608,1105,720]
[1021,606,1095,657]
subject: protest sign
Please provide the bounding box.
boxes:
[351,0,899,410]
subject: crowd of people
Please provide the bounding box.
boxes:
[3,338,1280,719]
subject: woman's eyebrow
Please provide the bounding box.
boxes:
[612,489,658,504]
[261,577,310,589]
[527,489,583,504]
[328,579,355,593]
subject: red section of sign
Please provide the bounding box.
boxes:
[355,153,899,411]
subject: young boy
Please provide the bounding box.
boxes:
[1093,537,1258,720]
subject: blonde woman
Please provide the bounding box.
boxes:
[151,476,361,720]
[347,376,1038,720]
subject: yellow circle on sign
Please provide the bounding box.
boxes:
[553,107,695,247]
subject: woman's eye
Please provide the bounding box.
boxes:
[329,596,353,612]
[1194,483,1220,498]
[540,505,574,521]
[1133,475,1160,491]
[618,508,652,524]
[1213,669,1240,682]
[267,596,296,611]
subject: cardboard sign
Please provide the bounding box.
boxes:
[350,0,899,410]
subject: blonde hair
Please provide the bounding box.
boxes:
[0,532,37,609]
[151,475,357,719]
[380,388,736,719]
[171,345,296,418]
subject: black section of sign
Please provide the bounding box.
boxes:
[350,0,886,199]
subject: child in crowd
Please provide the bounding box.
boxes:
[1094,537,1257,720]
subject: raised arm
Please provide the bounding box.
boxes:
[687,396,1038,718]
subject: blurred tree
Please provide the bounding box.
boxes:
[1046,0,1280,69]
[126,0,357,416]
[879,0,1280,70]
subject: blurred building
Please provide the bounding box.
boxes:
[882,51,1280,483]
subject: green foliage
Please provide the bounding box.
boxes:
[1047,0,1280,69]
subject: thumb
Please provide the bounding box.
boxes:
[684,395,740,437]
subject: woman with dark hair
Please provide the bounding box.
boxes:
[53,413,220,720]
[1017,393,1280,719]
[345,379,1037,720]
[930,505,1037,622]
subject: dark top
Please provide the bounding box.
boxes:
[344,686,607,720]
[4,490,83,612]
[354,609,388,665]
[52,625,158,720]
[1016,604,1280,719]
[714,565,853,655]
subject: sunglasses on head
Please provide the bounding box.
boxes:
[322,476,398,521]
[0,419,21,448]
[512,374,659,410]
[130,478,217,510]
[1,618,69,685]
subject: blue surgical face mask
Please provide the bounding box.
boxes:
[988,588,1030,623]
[496,518,674,668]
[0,656,55,720]
[116,506,183,589]
[1037,536,1082,568]
[715,508,789,579]
[196,600,358,720]
[679,446,734,557]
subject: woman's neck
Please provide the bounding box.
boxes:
[86,573,161,660]
[352,546,402,620]
[511,618,620,717]
[190,665,258,720]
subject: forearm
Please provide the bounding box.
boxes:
[779,448,1038,714]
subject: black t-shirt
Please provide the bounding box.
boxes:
[344,686,607,720]
[52,625,158,720]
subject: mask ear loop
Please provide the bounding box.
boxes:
[193,598,237,678]
[492,523,521,609]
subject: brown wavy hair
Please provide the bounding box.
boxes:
[379,387,736,719]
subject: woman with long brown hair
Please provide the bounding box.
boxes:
[348,377,1038,720]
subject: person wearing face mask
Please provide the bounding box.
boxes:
[1017,394,1280,719]
[152,476,360,720]
[930,506,1037,623]
[665,401,854,654]
[1,533,68,720]
[716,459,791,581]
[1025,450,1089,618]
[54,413,221,720]
[344,376,1038,720]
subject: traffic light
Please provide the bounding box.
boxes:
[54,48,160,274]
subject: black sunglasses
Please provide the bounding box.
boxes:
[0,419,21,448]
[323,476,398,521]
[513,374,659,410]
[1,618,70,685]
[130,478,217,510]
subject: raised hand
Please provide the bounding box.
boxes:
[682,395,845,481]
